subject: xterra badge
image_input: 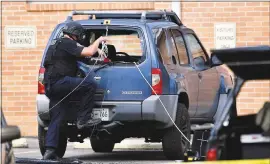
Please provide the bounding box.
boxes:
[122,91,142,95]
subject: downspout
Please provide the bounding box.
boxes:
[171,1,181,20]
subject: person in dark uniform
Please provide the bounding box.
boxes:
[42,22,107,160]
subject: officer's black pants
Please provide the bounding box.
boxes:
[45,75,97,148]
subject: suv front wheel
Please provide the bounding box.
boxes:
[162,103,191,160]
[38,125,67,158]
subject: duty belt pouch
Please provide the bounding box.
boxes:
[45,39,61,97]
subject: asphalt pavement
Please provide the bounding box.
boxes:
[14,138,181,164]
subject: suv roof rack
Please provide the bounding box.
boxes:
[66,10,183,26]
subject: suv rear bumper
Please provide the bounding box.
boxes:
[142,95,178,128]
[37,94,178,129]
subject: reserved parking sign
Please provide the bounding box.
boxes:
[5,26,37,49]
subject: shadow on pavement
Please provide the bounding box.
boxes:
[67,150,166,161]
[16,157,83,164]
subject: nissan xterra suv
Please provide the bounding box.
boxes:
[37,10,234,160]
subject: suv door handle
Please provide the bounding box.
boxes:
[198,72,202,79]
[171,74,184,79]
[172,56,177,65]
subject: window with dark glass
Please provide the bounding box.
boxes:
[169,33,179,65]
[171,29,189,65]
[152,28,172,65]
[185,34,208,65]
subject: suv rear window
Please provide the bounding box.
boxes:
[57,26,145,65]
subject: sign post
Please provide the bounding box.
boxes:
[214,23,236,49]
[5,26,37,49]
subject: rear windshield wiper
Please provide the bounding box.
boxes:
[93,60,137,72]
[111,61,134,64]
[93,62,112,72]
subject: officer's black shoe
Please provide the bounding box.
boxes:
[77,118,102,130]
[42,148,60,160]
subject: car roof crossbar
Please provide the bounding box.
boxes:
[66,10,183,26]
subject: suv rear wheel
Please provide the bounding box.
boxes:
[162,103,191,160]
[38,125,67,158]
[90,138,115,152]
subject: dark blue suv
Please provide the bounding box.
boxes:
[37,10,233,160]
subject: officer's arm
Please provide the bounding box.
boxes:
[81,37,107,57]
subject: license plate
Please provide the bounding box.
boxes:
[91,108,109,121]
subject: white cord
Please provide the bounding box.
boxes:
[133,62,192,145]
[101,41,108,59]
[90,124,97,138]
[100,26,109,59]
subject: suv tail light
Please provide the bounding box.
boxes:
[103,58,111,63]
[38,67,45,94]
[151,68,162,95]
[206,148,217,161]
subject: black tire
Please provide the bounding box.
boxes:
[162,103,191,160]
[90,138,115,153]
[38,125,67,158]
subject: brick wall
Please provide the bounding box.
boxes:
[181,2,270,115]
[107,35,142,56]
[2,2,269,136]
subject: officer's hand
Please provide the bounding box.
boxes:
[98,36,108,43]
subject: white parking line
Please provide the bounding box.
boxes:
[175,160,183,163]
[14,150,38,155]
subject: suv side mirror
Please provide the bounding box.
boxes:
[194,56,206,69]
[210,54,223,67]
[1,126,21,143]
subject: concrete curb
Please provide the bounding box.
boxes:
[12,138,29,148]
[73,138,162,150]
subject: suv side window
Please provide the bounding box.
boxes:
[167,30,179,65]
[170,29,189,65]
[152,28,172,65]
[186,34,209,66]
